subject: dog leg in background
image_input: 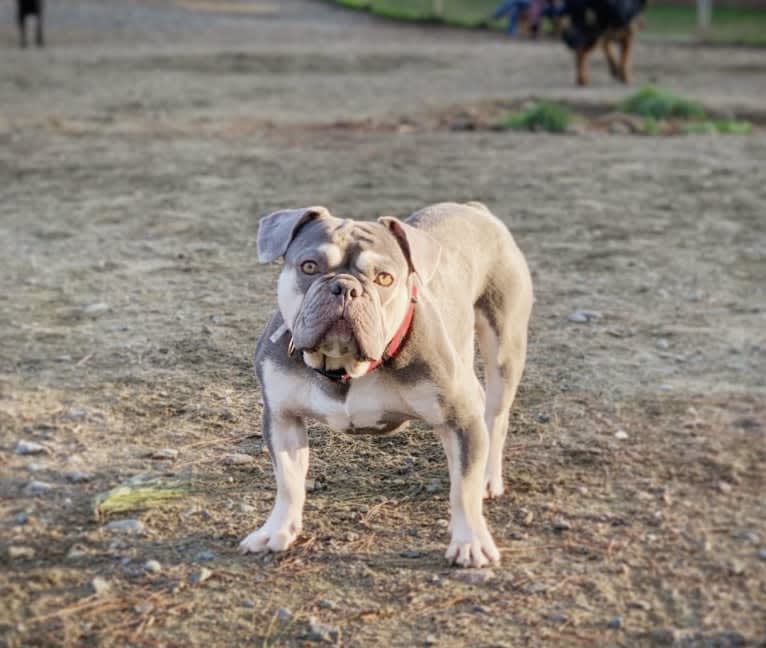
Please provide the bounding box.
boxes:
[240,410,308,553]
[617,26,635,83]
[603,36,621,80]
[17,5,27,48]
[576,42,596,86]
[35,1,44,47]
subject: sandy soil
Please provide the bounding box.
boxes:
[1,1,765,646]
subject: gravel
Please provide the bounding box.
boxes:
[23,480,54,496]
[104,519,145,534]
[15,440,48,455]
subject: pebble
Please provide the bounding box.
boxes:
[65,408,88,421]
[8,546,36,560]
[305,478,323,492]
[318,599,337,610]
[67,545,88,559]
[473,604,491,614]
[526,582,548,594]
[734,530,760,544]
[194,550,216,562]
[728,559,746,576]
[104,519,145,534]
[239,503,256,513]
[82,302,110,316]
[546,612,568,623]
[425,478,442,493]
[552,518,571,532]
[614,429,629,440]
[91,577,111,596]
[567,309,601,324]
[607,616,623,629]
[222,453,254,465]
[629,600,652,612]
[150,448,178,460]
[23,480,54,496]
[15,440,48,455]
[656,338,671,350]
[648,628,678,645]
[241,599,256,609]
[190,568,213,585]
[452,569,495,585]
[304,618,340,644]
[276,607,292,621]
[424,635,437,646]
[144,560,162,574]
[400,550,421,559]
[65,471,92,483]
[536,413,551,424]
[717,481,733,494]
[15,512,30,525]
[758,548,766,561]
[135,602,154,614]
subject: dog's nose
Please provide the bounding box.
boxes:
[329,276,359,300]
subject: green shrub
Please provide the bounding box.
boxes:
[683,119,753,135]
[623,86,706,120]
[643,117,661,136]
[505,101,571,133]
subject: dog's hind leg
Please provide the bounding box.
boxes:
[35,10,44,47]
[617,26,635,83]
[603,36,621,80]
[575,42,596,86]
[18,12,27,48]
[475,272,532,499]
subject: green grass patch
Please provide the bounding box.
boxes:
[683,119,753,135]
[504,101,571,133]
[622,86,705,120]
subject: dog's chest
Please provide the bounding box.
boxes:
[311,375,410,434]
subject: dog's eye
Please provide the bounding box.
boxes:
[300,260,319,275]
[374,272,394,287]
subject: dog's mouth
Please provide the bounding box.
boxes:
[315,318,360,358]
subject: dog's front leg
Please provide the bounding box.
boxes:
[438,414,500,568]
[240,411,307,553]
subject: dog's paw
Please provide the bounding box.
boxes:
[239,518,301,554]
[445,522,500,568]
[483,476,505,499]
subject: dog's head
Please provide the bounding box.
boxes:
[257,207,441,378]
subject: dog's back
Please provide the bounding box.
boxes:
[564,0,645,49]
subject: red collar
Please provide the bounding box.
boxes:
[312,283,418,384]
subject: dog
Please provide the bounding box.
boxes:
[562,0,646,85]
[16,0,44,48]
[240,202,533,568]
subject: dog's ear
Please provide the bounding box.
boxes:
[378,216,442,284]
[257,206,330,263]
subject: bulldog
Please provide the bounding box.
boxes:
[240,202,533,568]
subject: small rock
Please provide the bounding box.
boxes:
[134,602,154,614]
[536,413,551,424]
[276,607,292,621]
[614,429,629,440]
[15,512,29,525]
[65,471,92,483]
[567,309,601,324]
[304,618,340,644]
[91,577,111,596]
[526,582,548,594]
[23,480,54,496]
[8,546,36,560]
[452,569,495,585]
[241,599,256,609]
[318,599,337,610]
[400,550,421,559]
[144,560,162,574]
[552,518,571,532]
[222,453,254,466]
[629,600,652,612]
[305,478,323,492]
[424,636,437,647]
[758,548,766,561]
[190,567,213,585]
[15,440,48,455]
[150,448,178,460]
[239,503,256,513]
[717,480,733,494]
[104,519,145,534]
[647,627,678,645]
[607,616,623,629]
[82,302,110,316]
[733,530,760,544]
[65,408,88,421]
[546,612,568,623]
[473,604,491,614]
[728,559,746,576]
[194,550,216,562]
[425,478,442,493]
[67,545,88,559]
[656,338,671,350]
[26,462,46,472]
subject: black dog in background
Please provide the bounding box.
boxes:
[563,0,646,85]
[17,0,44,48]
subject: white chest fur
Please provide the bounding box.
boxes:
[262,359,444,432]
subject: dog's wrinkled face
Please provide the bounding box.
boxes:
[260,209,415,378]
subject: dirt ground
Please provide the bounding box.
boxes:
[1,1,765,646]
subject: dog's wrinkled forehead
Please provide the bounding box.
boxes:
[285,217,408,271]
